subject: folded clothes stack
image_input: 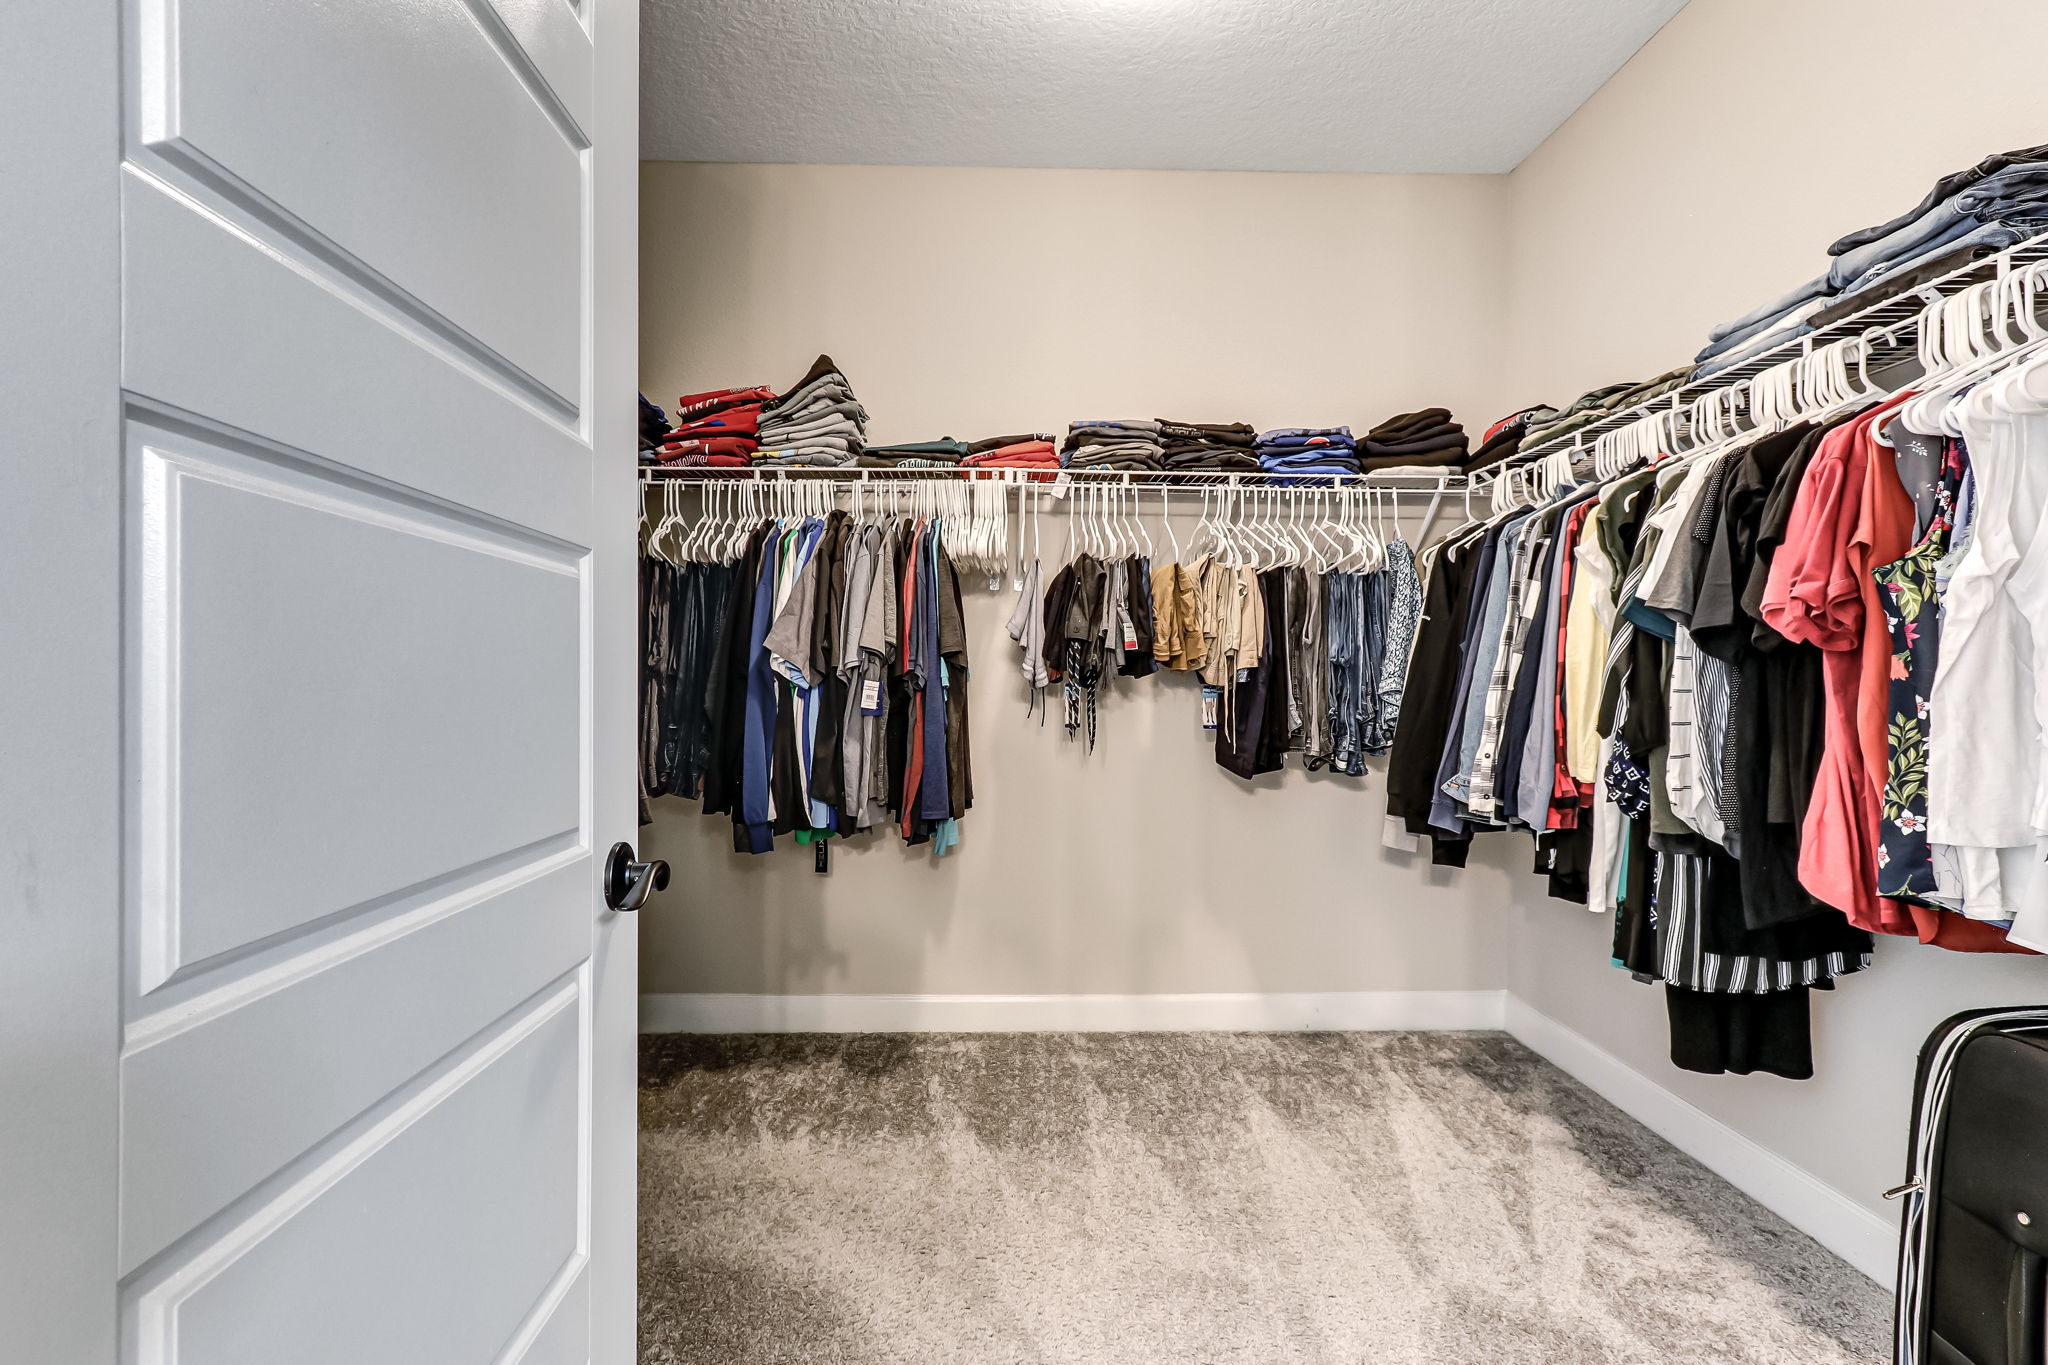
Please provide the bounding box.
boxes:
[1062,420,1165,471]
[1358,408,1469,471]
[753,354,867,466]
[1695,142,2048,378]
[1806,235,2016,331]
[1462,405,1558,474]
[857,438,969,469]
[651,383,777,465]
[1521,366,1691,450]
[1156,419,1261,473]
[1256,426,1360,483]
[639,394,671,455]
[960,433,1061,479]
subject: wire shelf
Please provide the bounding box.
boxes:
[638,462,1471,491]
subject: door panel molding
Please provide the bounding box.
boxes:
[119,181,590,521]
[463,0,595,146]
[124,832,583,1045]
[126,419,586,995]
[119,159,583,426]
[126,0,589,415]
[120,970,588,1364]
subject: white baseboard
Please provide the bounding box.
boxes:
[1503,995,1898,1287]
[638,988,1506,1035]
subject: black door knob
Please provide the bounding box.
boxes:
[604,841,670,912]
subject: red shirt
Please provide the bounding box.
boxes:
[1762,398,1915,935]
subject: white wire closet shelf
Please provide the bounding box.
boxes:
[1510,229,2048,468]
[638,463,1472,491]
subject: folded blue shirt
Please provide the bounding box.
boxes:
[1257,426,1354,444]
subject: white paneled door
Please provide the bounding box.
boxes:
[3,2,640,1362]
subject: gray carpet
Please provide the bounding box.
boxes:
[639,1031,1891,1364]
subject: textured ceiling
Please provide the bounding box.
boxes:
[641,0,1689,174]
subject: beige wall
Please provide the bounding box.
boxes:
[1503,0,2048,1225]
[641,163,1510,451]
[639,161,1519,998]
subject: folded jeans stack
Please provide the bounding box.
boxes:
[1808,232,2032,332]
[1828,141,2048,256]
[652,383,777,465]
[1256,426,1360,483]
[754,355,868,466]
[1696,145,2048,378]
[1825,160,2048,292]
[1359,408,1470,471]
[1063,420,1165,471]
[1156,419,1261,473]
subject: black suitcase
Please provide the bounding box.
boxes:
[1894,1008,2048,1365]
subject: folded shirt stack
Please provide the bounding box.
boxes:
[1062,419,1165,471]
[651,383,777,465]
[1156,419,1261,472]
[1521,366,1692,450]
[753,354,867,466]
[654,437,758,466]
[1256,426,1360,482]
[960,434,1061,479]
[1358,408,1469,471]
[1462,405,1558,474]
[1808,234,2018,332]
[858,438,970,468]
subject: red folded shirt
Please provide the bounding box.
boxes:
[963,443,1061,481]
[670,404,764,437]
[657,436,759,462]
[962,441,1058,465]
[705,453,751,467]
[674,386,776,421]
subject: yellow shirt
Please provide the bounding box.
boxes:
[1563,501,1613,783]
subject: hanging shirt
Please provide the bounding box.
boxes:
[838,524,885,825]
[1875,437,1968,909]
[1547,500,1597,829]
[1563,499,1614,783]
[917,524,952,824]
[1150,561,1206,671]
[1760,396,1915,934]
[1370,539,1424,756]
[1008,558,1050,691]
[736,528,783,853]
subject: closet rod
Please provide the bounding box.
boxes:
[1512,227,2048,468]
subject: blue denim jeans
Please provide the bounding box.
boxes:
[1706,274,1832,344]
[1828,162,2048,290]
[1836,220,2041,299]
